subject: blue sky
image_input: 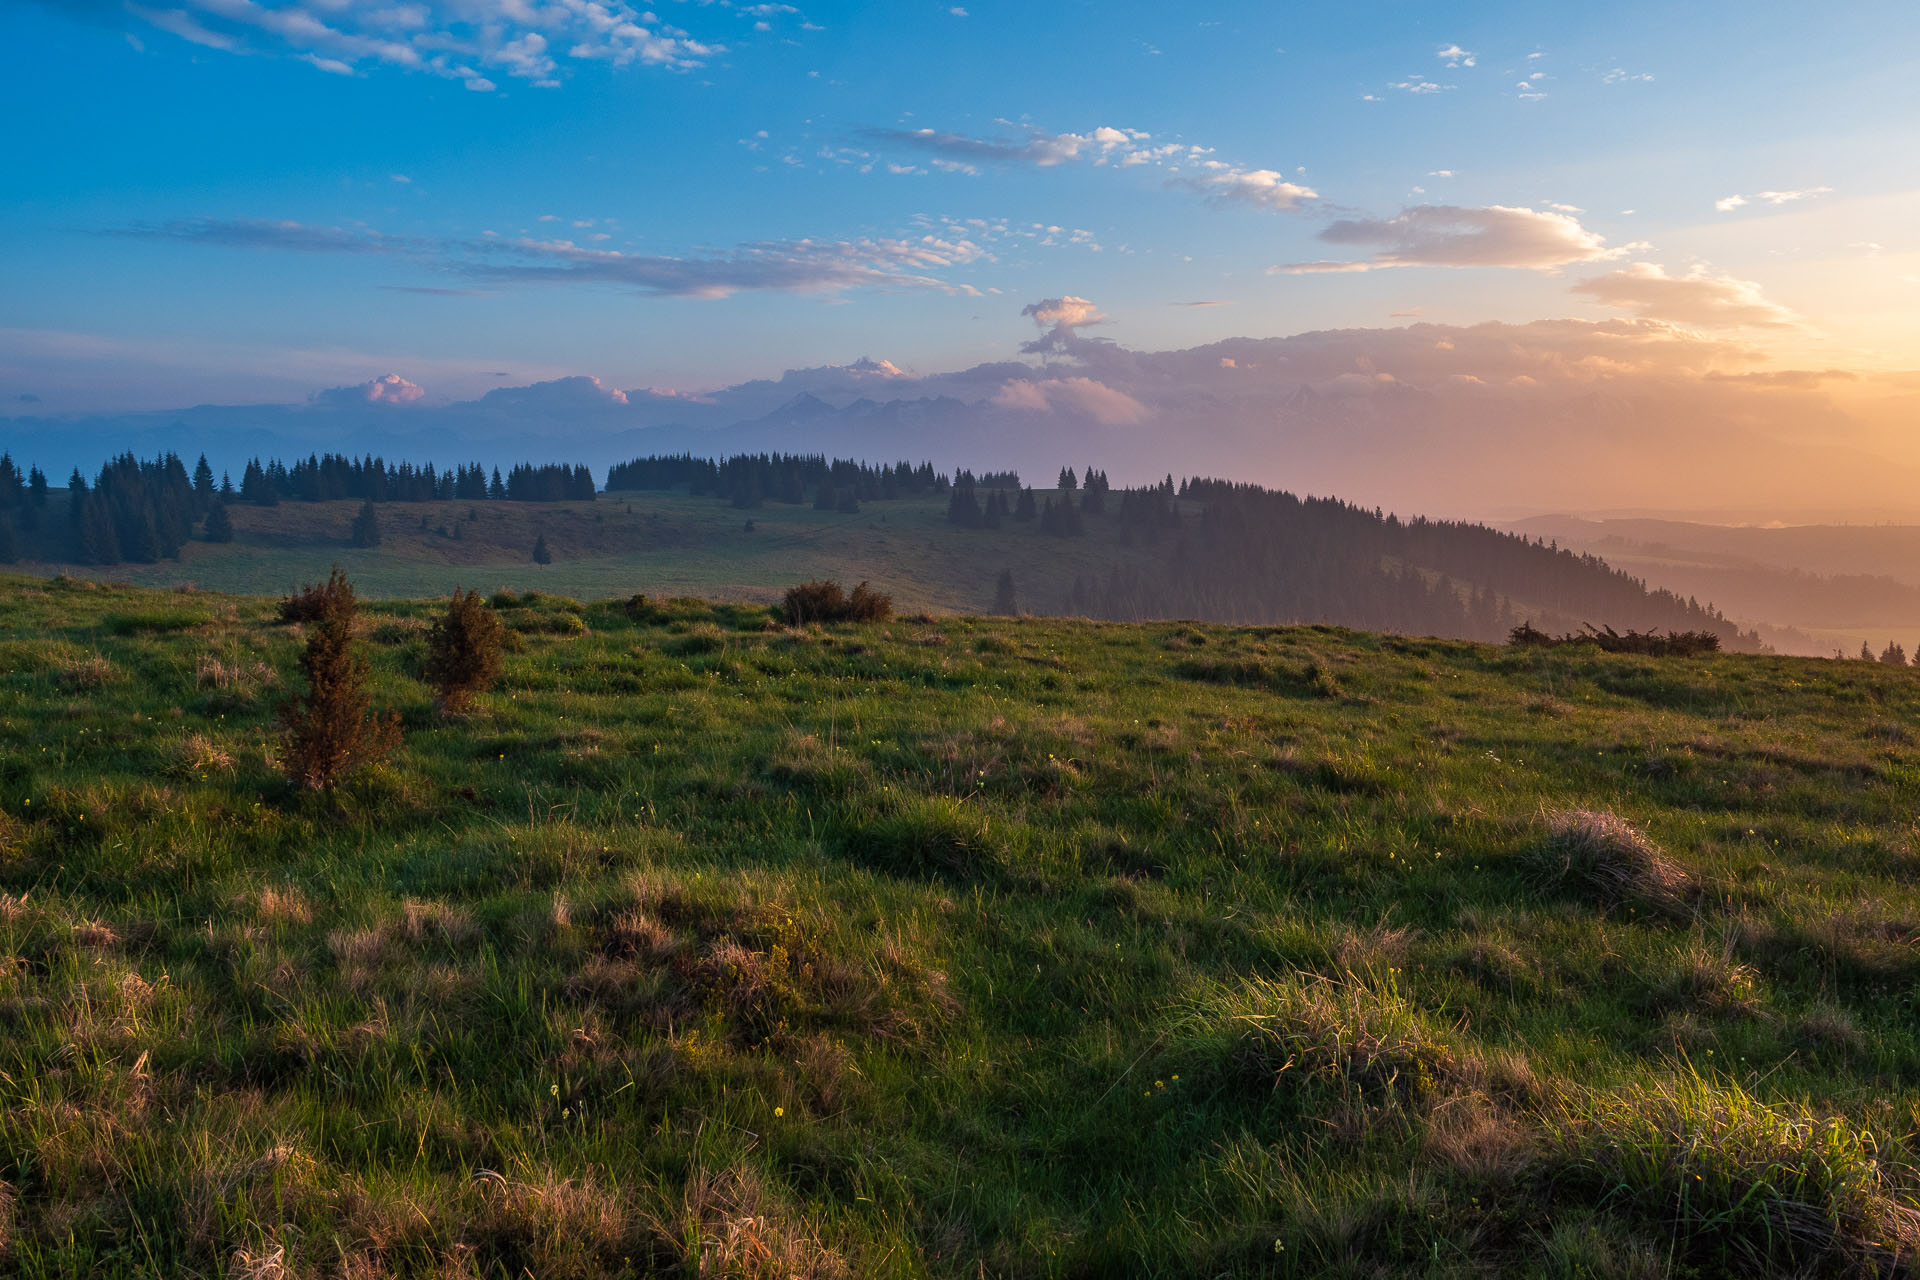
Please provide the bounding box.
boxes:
[3,0,1917,415]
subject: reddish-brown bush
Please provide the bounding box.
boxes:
[781,579,893,626]
[277,567,356,625]
[276,570,400,790]
[424,587,504,713]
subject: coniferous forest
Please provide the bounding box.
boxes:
[0,446,1759,649]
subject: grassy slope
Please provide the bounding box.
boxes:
[3,575,1919,1276]
[10,495,1169,615]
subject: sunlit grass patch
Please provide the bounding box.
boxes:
[1543,1072,1920,1274]
[1202,969,1461,1107]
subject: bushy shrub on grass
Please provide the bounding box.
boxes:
[277,566,356,625]
[1509,622,1723,656]
[276,570,400,790]
[781,579,893,626]
[424,587,504,714]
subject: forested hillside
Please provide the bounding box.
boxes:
[0,448,1760,648]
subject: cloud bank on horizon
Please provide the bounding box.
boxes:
[3,0,1917,512]
[10,300,1919,520]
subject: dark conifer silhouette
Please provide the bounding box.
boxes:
[532,534,552,564]
[993,568,1017,615]
[202,501,234,543]
[350,499,381,548]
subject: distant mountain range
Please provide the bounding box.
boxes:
[7,319,1917,520]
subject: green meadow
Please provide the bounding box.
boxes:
[17,494,1163,614]
[2,572,1918,1276]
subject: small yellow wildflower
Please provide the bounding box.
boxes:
[774,1106,785,1117]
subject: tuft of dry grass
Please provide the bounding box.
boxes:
[249,887,314,928]
[1422,1096,1537,1182]
[401,898,475,944]
[1645,931,1761,1016]
[171,733,237,776]
[196,654,276,691]
[663,1166,851,1280]
[1330,918,1418,976]
[57,653,118,691]
[1529,809,1691,910]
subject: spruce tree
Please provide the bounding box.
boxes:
[350,498,381,548]
[532,534,552,564]
[993,568,1017,615]
[203,501,234,543]
[276,568,400,790]
[78,495,120,565]
[1880,640,1909,667]
[0,514,16,565]
[192,454,216,510]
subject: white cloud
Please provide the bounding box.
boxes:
[1178,167,1318,212]
[1601,67,1653,84]
[1275,204,1619,273]
[991,376,1147,425]
[860,125,1104,168]
[1391,79,1453,94]
[1716,186,1832,213]
[1436,43,1475,67]
[1754,187,1833,204]
[316,372,426,406]
[119,0,726,86]
[112,215,988,300]
[1022,295,1104,330]
[1570,262,1798,329]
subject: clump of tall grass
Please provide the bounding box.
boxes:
[55,652,117,690]
[1224,970,1458,1105]
[1543,1072,1920,1274]
[1529,809,1691,910]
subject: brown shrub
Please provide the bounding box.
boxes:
[781,579,893,626]
[275,570,401,791]
[277,566,356,625]
[424,587,505,714]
